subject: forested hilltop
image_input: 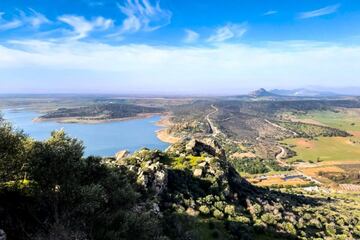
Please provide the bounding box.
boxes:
[1,117,360,240]
[37,103,164,123]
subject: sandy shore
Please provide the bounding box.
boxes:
[155,115,181,144]
[33,113,161,124]
[156,129,180,144]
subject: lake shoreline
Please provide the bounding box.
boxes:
[155,115,180,144]
[33,113,162,124]
[32,110,180,144]
[3,109,169,156]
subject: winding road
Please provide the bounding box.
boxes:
[206,105,221,137]
[275,146,288,167]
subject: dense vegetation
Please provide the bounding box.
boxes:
[0,118,162,239]
[277,121,350,138]
[2,116,360,239]
[230,158,291,175]
[41,103,163,120]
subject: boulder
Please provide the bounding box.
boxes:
[185,138,225,159]
[136,161,167,196]
[0,229,6,240]
[115,150,129,161]
[193,168,203,177]
[186,207,199,217]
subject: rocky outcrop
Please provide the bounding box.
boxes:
[118,149,168,197]
[113,141,349,239]
[115,150,129,161]
[0,230,6,240]
[185,138,226,159]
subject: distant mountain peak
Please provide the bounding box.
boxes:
[249,88,277,97]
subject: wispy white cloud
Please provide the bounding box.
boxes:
[2,40,359,94]
[0,9,50,31]
[25,8,51,27]
[0,19,22,31]
[184,29,199,43]
[263,10,278,16]
[117,0,172,33]
[207,23,247,43]
[299,4,340,19]
[58,15,113,40]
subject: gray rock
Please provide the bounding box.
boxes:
[0,229,6,240]
[115,150,129,161]
[185,138,225,159]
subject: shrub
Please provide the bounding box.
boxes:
[224,205,236,216]
[282,222,297,235]
[213,209,224,219]
[261,213,277,225]
[199,205,210,215]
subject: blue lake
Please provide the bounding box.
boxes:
[1,109,169,156]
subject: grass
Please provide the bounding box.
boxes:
[283,136,360,163]
[295,109,360,132]
[171,155,206,169]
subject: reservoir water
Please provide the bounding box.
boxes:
[1,109,169,156]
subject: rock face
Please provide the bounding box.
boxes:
[0,229,6,240]
[115,150,129,161]
[185,138,226,159]
[117,149,168,197]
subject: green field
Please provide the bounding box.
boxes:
[295,109,360,131]
[283,136,360,163]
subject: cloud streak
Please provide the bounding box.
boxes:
[263,10,278,16]
[1,40,359,94]
[299,4,340,19]
[117,0,172,33]
[0,9,50,31]
[58,15,113,40]
[207,23,247,43]
[184,29,199,43]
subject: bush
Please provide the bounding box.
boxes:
[213,209,224,219]
[282,222,297,235]
[261,213,277,225]
[224,205,236,216]
[199,205,210,215]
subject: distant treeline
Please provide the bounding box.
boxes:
[41,103,164,120]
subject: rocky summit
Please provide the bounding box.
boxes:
[110,139,360,239]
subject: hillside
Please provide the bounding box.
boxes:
[1,117,360,239]
[249,88,278,97]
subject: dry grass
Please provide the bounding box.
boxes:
[298,162,360,188]
[284,137,360,162]
[248,175,310,187]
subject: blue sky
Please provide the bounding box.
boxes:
[1,0,360,94]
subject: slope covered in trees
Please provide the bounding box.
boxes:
[1,117,360,239]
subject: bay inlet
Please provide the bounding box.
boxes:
[1,109,170,156]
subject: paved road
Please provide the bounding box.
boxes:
[275,146,323,185]
[206,105,221,137]
[275,146,289,167]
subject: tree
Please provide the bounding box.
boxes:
[28,130,85,225]
[0,118,30,183]
[29,130,84,193]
